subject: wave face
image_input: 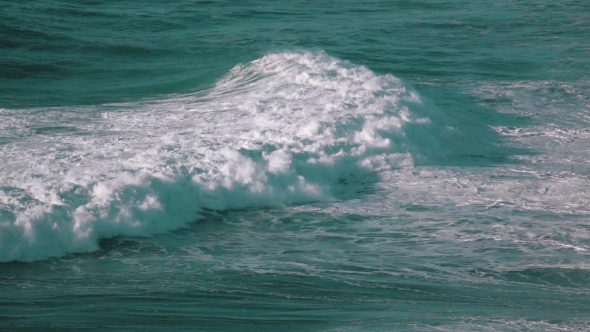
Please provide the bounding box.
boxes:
[0,52,441,262]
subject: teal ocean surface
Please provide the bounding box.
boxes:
[2,1,590,330]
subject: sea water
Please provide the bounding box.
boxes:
[1,1,589,330]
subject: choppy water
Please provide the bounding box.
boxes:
[1,1,590,330]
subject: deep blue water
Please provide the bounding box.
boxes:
[1,1,590,330]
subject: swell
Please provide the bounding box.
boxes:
[0,2,218,107]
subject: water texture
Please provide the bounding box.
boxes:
[1,1,590,331]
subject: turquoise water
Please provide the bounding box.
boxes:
[1,1,590,330]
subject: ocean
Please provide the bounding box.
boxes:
[1,1,590,330]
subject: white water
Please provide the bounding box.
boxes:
[3,52,590,271]
[0,52,435,262]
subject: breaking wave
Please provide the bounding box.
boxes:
[0,51,448,262]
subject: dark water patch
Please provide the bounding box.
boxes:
[403,84,536,167]
[0,22,71,48]
[0,63,69,80]
[31,125,79,135]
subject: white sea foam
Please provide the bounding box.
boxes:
[0,51,433,262]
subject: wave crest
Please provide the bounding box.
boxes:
[0,51,435,262]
